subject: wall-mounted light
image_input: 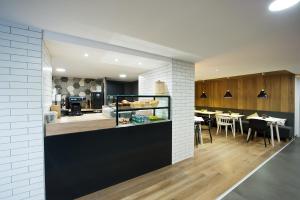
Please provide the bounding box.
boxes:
[257,89,268,98]
[224,90,233,98]
[200,91,208,98]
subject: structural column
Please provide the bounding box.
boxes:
[139,59,195,164]
[0,20,45,200]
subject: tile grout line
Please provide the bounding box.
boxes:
[216,138,295,200]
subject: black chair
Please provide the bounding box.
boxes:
[194,116,213,145]
[247,119,270,147]
[201,116,213,143]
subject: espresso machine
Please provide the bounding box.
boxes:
[68,96,85,116]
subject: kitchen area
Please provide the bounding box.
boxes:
[42,37,173,199]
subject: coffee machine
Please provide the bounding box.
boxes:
[91,92,104,109]
[68,96,85,116]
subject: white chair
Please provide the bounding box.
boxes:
[216,115,235,138]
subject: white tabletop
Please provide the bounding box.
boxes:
[248,116,286,125]
[194,116,204,122]
[195,110,216,115]
[217,113,244,118]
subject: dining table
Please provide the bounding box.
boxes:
[194,110,216,118]
[247,116,286,147]
[216,113,245,136]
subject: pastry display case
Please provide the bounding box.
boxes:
[107,95,171,126]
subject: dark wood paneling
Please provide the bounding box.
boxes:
[195,71,295,112]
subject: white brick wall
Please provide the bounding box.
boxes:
[171,60,195,163]
[139,59,195,164]
[0,20,45,200]
[42,43,52,113]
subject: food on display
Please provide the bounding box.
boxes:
[130,99,159,108]
[148,115,164,121]
[118,117,130,124]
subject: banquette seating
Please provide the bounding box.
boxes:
[195,107,294,140]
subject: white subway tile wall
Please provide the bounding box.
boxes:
[139,60,195,164]
[42,43,52,113]
[171,60,195,163]
[0,20,45,200]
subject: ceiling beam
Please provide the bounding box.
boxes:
[43,30,172,62]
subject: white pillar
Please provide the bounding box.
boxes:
[295,75,300,137]
[139,59,195,164]
[0,19,45,200]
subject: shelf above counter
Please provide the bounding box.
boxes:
[116,106,169,112]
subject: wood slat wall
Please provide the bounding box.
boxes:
[195,71,295,113]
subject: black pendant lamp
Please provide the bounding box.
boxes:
[224,90,233,98]
[258,73,268,98]
[257,89,268,98]
[200,91,207,98]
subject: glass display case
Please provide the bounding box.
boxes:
[107,95,171,126]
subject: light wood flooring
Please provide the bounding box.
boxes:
[78,129,286,200]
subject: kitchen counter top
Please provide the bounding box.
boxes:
[46,113,115,136]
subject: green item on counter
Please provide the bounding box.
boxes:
[148,115,164,121]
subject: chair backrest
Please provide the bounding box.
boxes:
[216,115,231,124]
[249,119,268,131]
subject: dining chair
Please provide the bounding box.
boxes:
[195,116,212,144]
[247,119,270,147]
[194,121,202,146]
[202,117,213,143]
[216,115,235,138]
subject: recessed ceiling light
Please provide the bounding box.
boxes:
[138,62,142,65]
[84,53,89,57]
[269,0,300,12]
[114,58,119,62]
[56,68,66,72]
[119,74,127,78]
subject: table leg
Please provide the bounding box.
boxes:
[247,128,251,142]
[239,118,243,135]
[199,124,203,144]
[270,124,274,147]
[275,124,280,143]
[232,119,236,138]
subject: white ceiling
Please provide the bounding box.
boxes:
[0,0,300,80]
[45,39,169,81]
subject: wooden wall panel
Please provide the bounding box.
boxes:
[195,72,295,113]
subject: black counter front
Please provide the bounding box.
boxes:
[45,121,172,200]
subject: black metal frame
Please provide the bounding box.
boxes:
[111,95,171,126]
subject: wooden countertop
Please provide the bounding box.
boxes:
[46,113,115,136]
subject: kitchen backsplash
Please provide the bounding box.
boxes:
[52,76,103,100]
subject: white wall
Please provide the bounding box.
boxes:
[42,43,52,113]
[139,59,195,164]
[0,20,45,200]
[295,76,300,137]
[171,60,195,163]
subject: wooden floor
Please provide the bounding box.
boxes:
[78,130,286,200]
